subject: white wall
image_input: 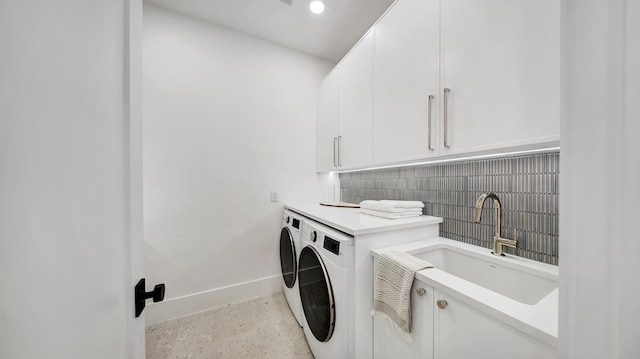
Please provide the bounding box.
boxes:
[142,5,333,323]
[560,0,640,357]
[0,1,144,358]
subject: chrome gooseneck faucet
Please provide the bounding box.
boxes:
[473,193,517,256]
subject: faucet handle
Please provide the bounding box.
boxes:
[504,229,517,248]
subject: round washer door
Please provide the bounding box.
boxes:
[279,227,297,288]
[298,245,335,342]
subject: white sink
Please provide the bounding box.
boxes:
[411,246,557,305]
[372,237,559,347]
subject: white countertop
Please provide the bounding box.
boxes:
[285,203,443,236]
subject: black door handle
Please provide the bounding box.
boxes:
[135,278,165,318]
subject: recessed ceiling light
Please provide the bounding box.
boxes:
[309,0,325,14]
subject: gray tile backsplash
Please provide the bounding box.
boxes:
[340,152,559,265]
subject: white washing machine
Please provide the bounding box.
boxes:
[299,219,354,359]
[279,209,304,326]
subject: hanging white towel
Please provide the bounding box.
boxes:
[360,208,423,219]
[360,200,425,212]
[371,251,433,342]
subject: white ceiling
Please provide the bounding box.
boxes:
[144,0,396,63]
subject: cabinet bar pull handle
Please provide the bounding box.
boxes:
[443,88,451,148]
[337,136,342,167]
[333,137,337,167]
[427,95,435,151]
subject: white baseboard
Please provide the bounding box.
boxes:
[145,275,283,325]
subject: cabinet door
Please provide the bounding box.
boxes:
[434,291,556,359]
[338,30,374,169]
[374,282,434,359]
[373,0,440,165]
[440,0,560,154]
[317,69,339,172]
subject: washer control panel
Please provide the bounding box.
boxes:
[323,237,340,256]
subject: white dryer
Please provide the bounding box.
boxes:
[279,209,304,326]
[299,219,354,359]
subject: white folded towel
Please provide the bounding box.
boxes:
[371,251,433,342]
[360,209,422,219]
[360,200,425,212]
[379,200,425,208]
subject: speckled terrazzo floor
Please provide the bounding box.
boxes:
[145,292,314,359]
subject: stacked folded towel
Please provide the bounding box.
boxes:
[359,200,424,219]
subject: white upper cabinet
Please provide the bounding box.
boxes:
[338,30,374,169]
[440,0,560,155]
[317,69,339,172]
[316,30,374,172]
[373,0,441,165]
[318,0,560,172]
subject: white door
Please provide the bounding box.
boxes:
[440,0,560,155]
[373,282,434,359]
[434,291,556,359]
[338,30,374,169]
[0,1,145,358]
[316,69,339,172]
[373,0,441,165]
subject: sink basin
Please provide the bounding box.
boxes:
[373,237,560,347]
[410,246,557,305]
